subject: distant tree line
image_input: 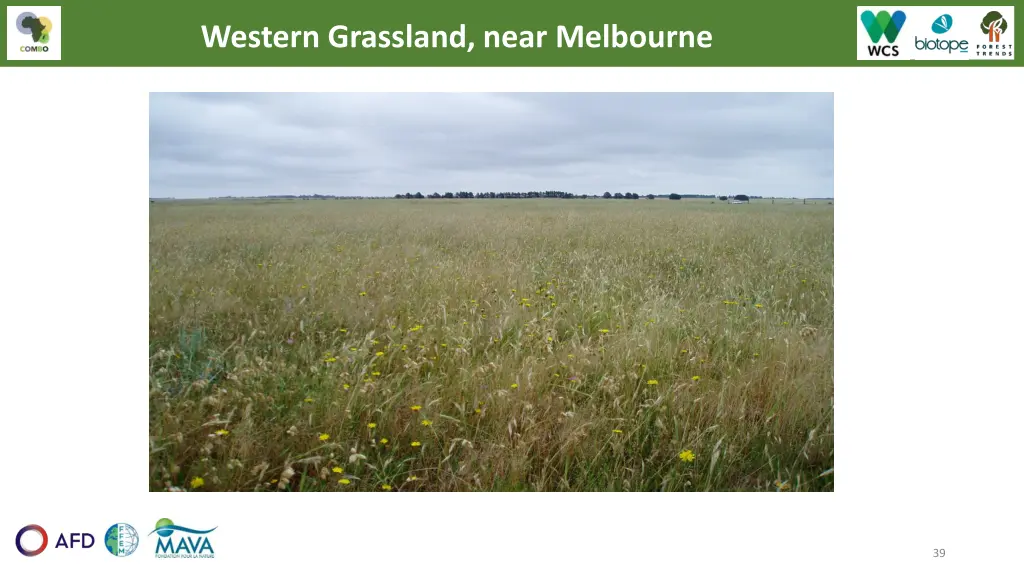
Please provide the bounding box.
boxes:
[201,192,770,201]
[391,191,764,200]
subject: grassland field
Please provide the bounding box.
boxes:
[149,198,833,492]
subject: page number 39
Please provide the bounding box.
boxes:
[933,549,945,558]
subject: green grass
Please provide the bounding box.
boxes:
[149,198,833,492]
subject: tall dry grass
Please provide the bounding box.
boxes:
[149,199,833,491]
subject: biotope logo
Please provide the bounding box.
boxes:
[149,518,217,559]
[860,9,906,57]
[981,11,1008,42]
[6,5,61,60]
[916,14,968,54]
[15,524,94,556]
[104,523,140,557]
[931,14,952,34]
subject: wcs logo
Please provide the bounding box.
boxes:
[861,9,906,56]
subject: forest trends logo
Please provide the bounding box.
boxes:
[981,11,1008,42]
[860,9,906,57]
[149,518,217,559]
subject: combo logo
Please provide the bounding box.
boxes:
[981,11,1008,42]
[104,523,140,557]
[6,5,61,60]
[14,525,95,557]
[860,9,906,57]
[149,518,217,559]
[15,10,52,49]
[916,14,968,54]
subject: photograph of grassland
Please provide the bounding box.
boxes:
[149,93,833,492]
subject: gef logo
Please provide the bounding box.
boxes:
[860,9,906,57]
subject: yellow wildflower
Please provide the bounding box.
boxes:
[319,433,330,441]
[421,419,433,427]
[691,375,700,381]
[411,405,422,411]
[380,438,389,445]
[679,450,695,462]
[613,429,623,434]
[304,398,313,403]
[411,441,422,447]
[332,466,343,474]
[647,379,658,385]
[190,477,205,489]
[381,484,393,491]
[376,351,385,357]
[214,429,230,436]
[367,423,377,429]
[339,478,351,485]
[510,383,519,389]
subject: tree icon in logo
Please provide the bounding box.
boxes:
[860,10,906,44]
[15,11,53,43]
[980,11,1009,42]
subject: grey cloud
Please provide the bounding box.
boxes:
[150,92,833,198]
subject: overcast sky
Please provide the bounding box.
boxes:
[150,92,833,198]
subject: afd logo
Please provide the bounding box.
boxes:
[861,9,906,56]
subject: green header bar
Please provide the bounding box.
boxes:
[3,1,1017,66]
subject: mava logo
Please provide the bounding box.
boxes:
[981,11,1009,42]
[931,14,952,34]
[861,10,906,56]
[149,518,217,559]
[15,525,47,557]
[15,10,52,50]
[104,523,140,557]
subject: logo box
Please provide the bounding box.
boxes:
[7,5,61,61]
[857,5,1014,61]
